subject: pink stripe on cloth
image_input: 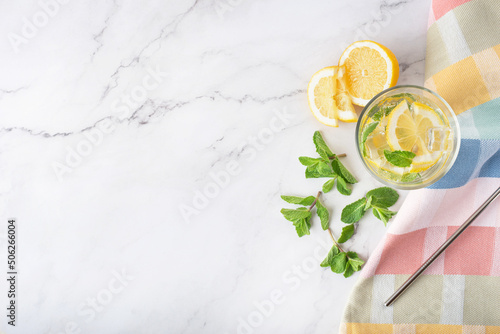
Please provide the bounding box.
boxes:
[432,0,475,20]
[357,178,500,278]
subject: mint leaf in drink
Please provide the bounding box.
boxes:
[346,252,364,271]
[338,224,355,243]
[336,176,352,196]
[330,252,348,273]
[401,172,420,182]
[361,122,379,150]
[384,150,416,167]
[322,178,336,193]
[316,199,330,230]
[298,156,322,166]
[281,195,316,206]
[320,245,339,267]
[293,216,311,237]
[331,159,357,184]
[372,207,397,226]
[343,262,354,277]
[313,131,334,160]
[366,187,399,208]
[341,198,368,224]
[280,208,311,222]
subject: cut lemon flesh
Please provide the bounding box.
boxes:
[386,101,444,166]
[339,41,399,107]
[336,66,358,122]
[307,66,339,127]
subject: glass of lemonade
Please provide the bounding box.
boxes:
[356,85,460,189]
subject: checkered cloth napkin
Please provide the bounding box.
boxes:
[340,0,500,333]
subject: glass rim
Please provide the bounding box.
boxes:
[355,85,461,190]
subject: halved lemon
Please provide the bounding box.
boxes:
[336,66,358,122]
[307,66,339,127]
[386,101,443,166]
[339,41,399,107]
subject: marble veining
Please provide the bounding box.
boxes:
[0,0,431,333]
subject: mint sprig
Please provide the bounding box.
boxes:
[384,150,416,167]
[280,131,400,279]
[280,191,329,237]
[300,131,356,196]
[320,229,365,277]
[341,187,399,226]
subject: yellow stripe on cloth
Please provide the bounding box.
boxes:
[341,323,500,333]
[424,45,500,114]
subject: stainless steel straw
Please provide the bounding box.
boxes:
[385,186,500,307]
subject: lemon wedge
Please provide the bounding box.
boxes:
[307,66,339,127]
[339,41,399,107]
[336,66,358,122]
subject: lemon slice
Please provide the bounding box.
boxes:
[336,66,358,122]
[307,66,339,127]
[339,41,399,107]
[386,101,443,166]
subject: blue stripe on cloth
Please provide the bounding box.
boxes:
[429,139,500,189]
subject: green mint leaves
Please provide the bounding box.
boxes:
[281,195,316,206]
[316,199,330,230]
[341,198,367,224]
[280,131,400,279]
[341,187,399,226]
[300,131,357,196]
[384,150,416,167]
[280,192,329,237]
[313,131,334,160]
[320,245,365,277]
[337,225,355,243]
[366,187,399,208]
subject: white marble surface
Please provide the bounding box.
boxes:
[0,0,431,333]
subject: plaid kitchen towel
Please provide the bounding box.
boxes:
[340,0,500,333]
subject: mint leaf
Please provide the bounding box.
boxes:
[366,187,399,208]
[343,262,354,277]
[371,104,397,121]
[384,150,416,167]
[320,245,339,267]
[341,198,368,224]
[281,195,315,206]
[336,176,352,196]
[331,159,357,184]
[346,252,364,271]
[322,178,336,193]
[281,208,311,222]
[298,156,322,166]
[338,224,355,243]
[316,199,330,230]
[401,172,420,182]
[364,195,373,210]
[293,216,311,237]
[372,207,397,226]
[305,161,335,178]
[313,131,334,160]
[361,121,379,157]
[361,122,379,147]
[330,252,348,273]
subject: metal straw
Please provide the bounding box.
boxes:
[385,186,500,307]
